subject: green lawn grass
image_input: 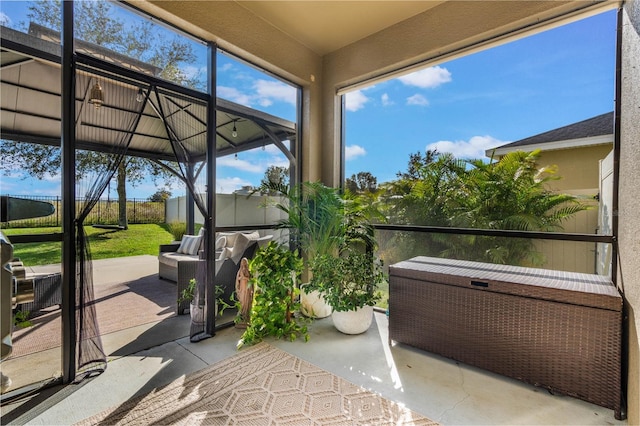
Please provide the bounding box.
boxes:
[3,224,174,266]
[3,224,391,309]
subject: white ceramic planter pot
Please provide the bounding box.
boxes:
[331,305,374,335]
[300,288,333,319]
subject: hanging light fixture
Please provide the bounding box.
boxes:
[136,87,144,103]
[231,120,238,138]
[88,80,104,109]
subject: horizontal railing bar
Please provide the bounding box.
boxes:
[373,224,615,244]
[214,224,276,233]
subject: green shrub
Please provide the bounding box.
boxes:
[166,221,187,241]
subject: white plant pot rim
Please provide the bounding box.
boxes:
[331,305,374,335]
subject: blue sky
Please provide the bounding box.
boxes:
[344,10,616,184]
[0,3,616,198]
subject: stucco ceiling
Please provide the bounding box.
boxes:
[234,1,445,55]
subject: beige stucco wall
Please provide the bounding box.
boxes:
[619,1,640,422]
[534,145,611,274]
[538,145,613,193]
[128,2,637,418]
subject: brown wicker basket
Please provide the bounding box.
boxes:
[389,256,623,419]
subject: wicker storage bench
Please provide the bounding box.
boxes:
[389,256,623,419]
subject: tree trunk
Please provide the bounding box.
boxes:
[117,161,128,229]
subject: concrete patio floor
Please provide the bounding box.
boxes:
[0,256,627,425]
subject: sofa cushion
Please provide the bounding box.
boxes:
[159,252,199,268]
[177,235,201,255]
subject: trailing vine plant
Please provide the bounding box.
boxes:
[238,242,310,348]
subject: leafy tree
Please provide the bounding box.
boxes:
[378,151,465,262]
[148,189,172,202]
[395,149,439,180]
[345,171,378,193]
[435,150,585,265]
[259,166,289,194]
[380,150,587,267]
[1,0,198,228]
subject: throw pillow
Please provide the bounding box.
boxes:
[177,234,201,255]
[215,236,227,250]
[230,231,260,264]
[217,232,239,248]
[216,247,232,261]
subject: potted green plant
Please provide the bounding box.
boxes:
[311,249,384,334]
[178,278,226,322]
[238,241,309,347]
[258,181,378,318]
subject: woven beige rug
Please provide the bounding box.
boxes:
[77,342,437,425]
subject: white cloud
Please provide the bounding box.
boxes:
[263,144,283,156]
[398,66,452,89]
[32,186,62,197]
[42,172,62,182]
[266,156,291,169]
[219,63,233,73]
[218,80,296,109]
[217,86,252,107]
[255,80,297,106]
[427,135,505,159]
[345,90,370,112]
[381,93,393,106]
[182,65,206,80]
[0,12,10,27]
[217,177,253,194]
[406,94,429,106]
[217,156,264,173]
[345,145,366,161]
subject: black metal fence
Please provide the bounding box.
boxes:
[1,195,165,228]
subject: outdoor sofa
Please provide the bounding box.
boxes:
[158,231,271,314]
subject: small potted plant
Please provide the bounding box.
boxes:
[238,241,309,347]
[178,279,226,323]
[311,249,384,335]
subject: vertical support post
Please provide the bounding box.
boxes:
[338,95,346,190]
[612,6,626,419]
[205,41,217,336]
[611,6,622,288]
[290,87,302,188]
[186,165,195,235]
[61,0,76,383]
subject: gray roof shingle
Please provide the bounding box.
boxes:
[498,112,613,149]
